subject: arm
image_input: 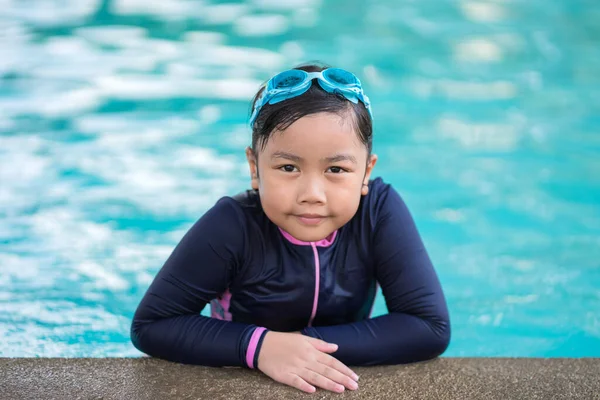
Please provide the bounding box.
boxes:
[301,185,450,366]
[130,198,268,368]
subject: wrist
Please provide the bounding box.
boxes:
[246,327,268,369]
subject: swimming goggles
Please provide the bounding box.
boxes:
[249,68,373,127]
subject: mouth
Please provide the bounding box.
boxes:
[295,214,327,226]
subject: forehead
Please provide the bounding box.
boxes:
[263,112,365,157]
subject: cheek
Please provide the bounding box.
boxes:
[336,179,364,206]
[338,186,362,208]
[332,175,363,193]
[260,185,295,221]
[258,172,293,201]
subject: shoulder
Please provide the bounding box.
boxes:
[366,177,393,202]
[203,189,263,228]
[362,176,400,213]
[229,188,262,212]
[357,177,411,231]
[178,190,264,263]
[186,189,260,236]
[208,189,273,239]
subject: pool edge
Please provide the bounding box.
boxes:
[2,357,599,399]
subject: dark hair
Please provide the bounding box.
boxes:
[249,62,373,158]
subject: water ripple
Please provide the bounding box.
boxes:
[1,0,599,357]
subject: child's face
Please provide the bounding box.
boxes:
[246,112,377,242]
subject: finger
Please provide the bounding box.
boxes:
[284,373,316,394]
[300,368,346,393]
[318,352,360,382]
[309,364,359,391]
[305,337,338,353]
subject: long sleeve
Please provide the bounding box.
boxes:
[130,198,268,367]
[301,185,450,366]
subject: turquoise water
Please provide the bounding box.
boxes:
[1,0,600,358]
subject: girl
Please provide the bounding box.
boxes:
[131,63,451,394]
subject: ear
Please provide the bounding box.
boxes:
[245,146,260,190]
[361,154,378,196]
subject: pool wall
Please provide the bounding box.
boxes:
[2,358,599,399]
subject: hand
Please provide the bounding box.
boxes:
[257,331,359,393]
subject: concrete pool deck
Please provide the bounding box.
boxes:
[2,358,599,399]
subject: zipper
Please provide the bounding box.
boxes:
[308,242,320,327]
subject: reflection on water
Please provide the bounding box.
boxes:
[1,0,599,357]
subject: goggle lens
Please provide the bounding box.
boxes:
[271,71,307,89]
[324,68,358,86]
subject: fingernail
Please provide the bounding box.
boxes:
[352,373,359,381]
[349,381,358,390]
[337,385,345,393]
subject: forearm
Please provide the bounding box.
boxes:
[301,312,450,366]
[131,314,268,368]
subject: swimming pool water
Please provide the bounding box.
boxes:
[1,0,599,358]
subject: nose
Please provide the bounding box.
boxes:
[297,175,326,205]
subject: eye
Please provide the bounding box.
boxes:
[327,166,347,174]
[279,164,298,173]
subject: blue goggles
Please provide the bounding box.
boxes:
[249,68,373,127]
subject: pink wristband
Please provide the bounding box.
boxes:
[245,327,267,369]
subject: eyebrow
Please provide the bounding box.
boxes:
[325,154,358,164]
[271,151,357,164]
[271,151,302,162]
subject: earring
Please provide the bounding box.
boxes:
[361,183,369,195]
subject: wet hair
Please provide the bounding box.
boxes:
[249,62,373,158]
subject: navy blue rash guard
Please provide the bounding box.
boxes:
[131,177,450,368]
